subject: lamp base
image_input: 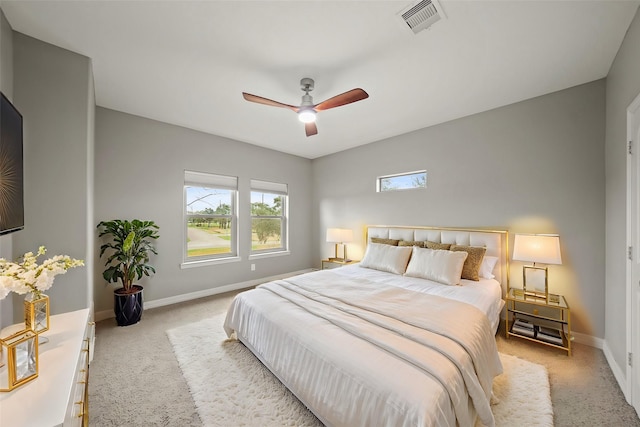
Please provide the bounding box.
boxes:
[331,243,350,263]
[524,290,547,300]
[523,265,549,301]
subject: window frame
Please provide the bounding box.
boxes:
[182,171,239,268]
[249,179,289,257]
[376,170,427,192]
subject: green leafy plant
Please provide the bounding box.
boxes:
[97,219,159,294]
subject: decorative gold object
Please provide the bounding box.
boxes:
[24,293,50,334]
[0,329,38,391]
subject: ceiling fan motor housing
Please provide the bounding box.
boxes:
[300,77,315,92]
[301,93,314,107]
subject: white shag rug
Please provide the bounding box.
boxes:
[167,315,553,427]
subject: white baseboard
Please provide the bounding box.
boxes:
[572,330,604,349]
[94,268,313,323]
[94,309,113,323]
[603,340,630,403]
[571,334,633,407]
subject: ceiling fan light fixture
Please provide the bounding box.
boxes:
[242,79,368,136]
[298,109,316,123]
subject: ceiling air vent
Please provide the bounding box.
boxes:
[398,0,446,34]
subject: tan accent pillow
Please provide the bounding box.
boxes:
[398,240,425,248]
[370,237,400,246]
[450,245,487,281]
[425,241,451,250]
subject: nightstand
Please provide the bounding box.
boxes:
[505,288,572,355]
[321,259,358,270]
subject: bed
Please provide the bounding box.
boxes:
[224,225,509,427]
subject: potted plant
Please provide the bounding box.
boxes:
[97,219,159,326]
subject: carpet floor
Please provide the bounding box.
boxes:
[89,289,640,426]
[167,315,553,427]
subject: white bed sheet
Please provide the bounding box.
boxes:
[224,267,503,427]
[335,263,504,333]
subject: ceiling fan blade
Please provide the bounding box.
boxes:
[314,88,369,112]
[242,92,299,112]
[305,122,318,137]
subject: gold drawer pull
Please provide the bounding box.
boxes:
[77,380,86,384]
[75,401,83,405]
[82,349,89,353]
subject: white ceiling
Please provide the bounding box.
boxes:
[2,0,638,159]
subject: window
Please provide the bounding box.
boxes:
[377,170,427,192]
[250,179,288,254]
[184,171,238,264]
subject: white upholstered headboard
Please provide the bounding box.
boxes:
[365,225,510,294]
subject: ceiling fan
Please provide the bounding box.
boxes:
[242,78,369,137]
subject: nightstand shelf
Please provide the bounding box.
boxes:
[505,288,572,355]
[321,259,358,270]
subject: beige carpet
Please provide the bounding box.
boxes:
[88,290,640,426]
[167,314,553,427]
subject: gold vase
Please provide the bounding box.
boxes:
[24,292,50,334]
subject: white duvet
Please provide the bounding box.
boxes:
[224,267,503,427]
[334,264,505,333]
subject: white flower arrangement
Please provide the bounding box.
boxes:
[0,246,84,300]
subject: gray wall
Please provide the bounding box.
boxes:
[93,108,313,313]
[12,32,94,320]
[0,8,13,328]
[0,8,11,98]
[312,80,606,338]
[86,66,95,313]
[605,8,640,374]
[1,5,628,374]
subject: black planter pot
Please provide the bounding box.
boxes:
[114,285,144,326]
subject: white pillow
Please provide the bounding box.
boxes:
[360,243,413,275]
[404,246,468,286]
[479,255,499,279]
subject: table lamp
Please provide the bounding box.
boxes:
[326,228,353,262]
[512,234,562,301]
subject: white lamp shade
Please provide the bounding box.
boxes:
[326,228,353,243]
[513,234,562,265]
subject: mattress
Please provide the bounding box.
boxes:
[224,266,503,427]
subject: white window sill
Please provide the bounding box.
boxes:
[248,250,290,260]
[180,256,241,269]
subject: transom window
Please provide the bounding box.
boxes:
[184,171,238,263]
[377,170,427,192]
[250,179,288,254]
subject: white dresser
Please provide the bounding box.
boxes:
[0,308,94,427]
